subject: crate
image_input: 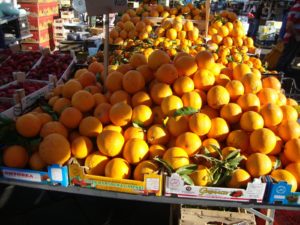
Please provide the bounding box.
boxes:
[22,29,52,43]
[18,0,57,3]
[60,10,74,19]
[28,15,54,30]
[53,18,80,27]
[21,40,52,51]
[179,207,256,225]
[19,2,58,17]
[281,77,300,102]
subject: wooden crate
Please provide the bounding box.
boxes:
[179,207,256,225]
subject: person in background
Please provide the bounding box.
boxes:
[247,2,263,39]
[276,0,300,74]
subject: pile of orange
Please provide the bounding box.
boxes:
[3,49,300,192]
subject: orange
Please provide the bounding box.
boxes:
[166,115,189,137]
[278,120,300,142]
[93,93,108,105]
[62,79,82,99]
[147,124,170,145]
[260,103,283,128]
[195,51,215,69]
[281,105,298,122]
[124,126,145,141]
[71,90,95,113]
[123,138,149,165]
[3,145,28,168]
[174,56,198,76]
[135,21,146,32]
[71,136,93,159]
[84,85,101,94]
[131,91,152,107]
[40,121,68,138]
[132,105,153,127]
[215,74,231,86]
[122,70,145,94]
[105,71,123,92]
[103,125,122,133]
[193,69,215,91]
[181,91,202,110]
[280,152,292,167]
[286,98,298,106]
[84,152,109,176]
[262,76,281,91]
[105,158,131,179]
[201,138,220,158]
[88,61,104,74]
[189,165,211,186]
[257,88,279,105]
[53,98,71,114]
[200,105,219,119]
[163,147,189,170]
[29,152,46,170]
[271,169,298,192]
[183,20,193,31]
[152,106,165,124]
[74,68,88,79]
[68,131,80,143]
[93,103,112,125]
[207,85,230,109]
[136,65,154,83]
[161,95,183,116]
[53,85,63,96]
[149,144,166,159]
[250,128,277,154]
[246,153,272,178]
[189,113,211,136]
[227,169,251,188]
[241,73,262,94]
[220,103,242,124]
[221,146,239,159]
[286,163,300,188]
[173,76,194,96]
[226,130,250,153]
[155,64,178,84]
[166,28,177,40]
[237,93,260,112]
[240,111,264,132]
[109,102,132,127]
[133,160,159,181]
[117,64,133,74]
[97,130,124,157]
[207,117,229,141]
[48,96,59,106]
[110,90,131,105]
[77,71,97,87]
[59,107,82,129]
[175,132,202,156]
[79,116,103,137]
[39,133,71,165]
[150,82,173,105]
[148,49,170,70]
[232,63,251,81]
[129,53,147,68]
[174,52,190,64]
[16,113,42,138]
[284,138,300,163]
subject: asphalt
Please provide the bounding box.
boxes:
[0,184,170,225]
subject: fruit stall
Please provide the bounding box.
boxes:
[1,0,300,224]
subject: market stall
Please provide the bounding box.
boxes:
[1,0,300,224]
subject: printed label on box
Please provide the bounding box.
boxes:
[146,178,160,191]
[2,169,42,182]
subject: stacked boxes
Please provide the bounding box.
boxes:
[18,0,59,50]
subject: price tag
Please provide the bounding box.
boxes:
[145,178,160,191]
[50,168,63,182]
[85,0,128,15]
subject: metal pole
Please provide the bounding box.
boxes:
[205,0,211,41]
[103,13,109,81]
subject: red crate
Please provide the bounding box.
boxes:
[22,29,53,43]
[28,15,54,30]
[19,2,58,17]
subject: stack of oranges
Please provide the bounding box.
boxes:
[3,49,300,192]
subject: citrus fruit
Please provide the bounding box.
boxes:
[163,147,189,170]
[105,158,131,179]
[97,130,124,157]
[133,160,159,181]
[3,145,28,168]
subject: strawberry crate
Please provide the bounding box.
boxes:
[22,29,52,43]
[28,16,54,30]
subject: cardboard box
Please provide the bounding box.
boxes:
[28,15,54,30]
[18,0,57,3]
[22,29,52,43]
[68,163,163,196]
[21,41,52,51]
[165,173,266,202]
[53,18,80,27]
[60,10,74,19]
[0,165,69,187]
[20,2,58,17]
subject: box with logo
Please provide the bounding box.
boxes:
[19,2,58,17]
[165,173,266,202]
[0,165,68,187]
[28,16,54,30]
[68,163,163,196]
[264,176,300,205]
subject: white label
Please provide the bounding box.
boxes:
[50,168,63,181]
[145,178,159,191]
[246,183,266,199]
[3,169,42,182]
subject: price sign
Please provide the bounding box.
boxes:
[85,0,128,16]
